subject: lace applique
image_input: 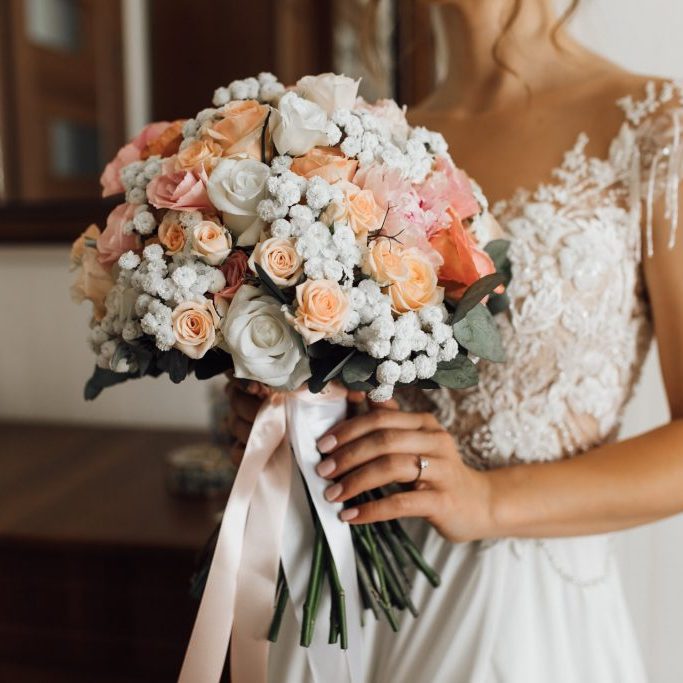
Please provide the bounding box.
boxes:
[403,81,683,469]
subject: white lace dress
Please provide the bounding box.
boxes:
[270,82,683,683]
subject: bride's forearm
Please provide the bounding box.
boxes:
[485,419,683,538]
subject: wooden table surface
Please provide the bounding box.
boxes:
[0,421,229,682]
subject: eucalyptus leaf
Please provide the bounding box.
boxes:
[342,354,378,384]
[323,350,356,383]
[254,263,289,305]
[487,291,510,316]
[431,355,479,390]
[84,366,131,400]
[453,304,506,363]
[343,380,376,393]
[484,239,513,286]
[453,272,507,323]
[195,349,233,380]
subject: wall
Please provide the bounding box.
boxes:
[2,0,683,678]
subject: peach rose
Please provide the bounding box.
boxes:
[171,299,219,359]
[214,250,249,314]
[100,121,178,197]
[176,138,222,172]
[362,238,411,286]
[248,237,303,287]
[204,100,269,158]
[70,226,115,321]
[96,203,142,269]
[387,249,444,314]
[158,213,186,255]
[286,279,349,344]
[146,166,212,212]
[346,188,385,239]
[141,120,185,159]
[429,208,498,300]
[290,146,358,184]
[191,220,232,265]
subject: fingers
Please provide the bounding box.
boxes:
[226,413,253,445]
[319,410,441,454]
[324,453,427,503]
[340,490,439,525]
[317,428,446,479]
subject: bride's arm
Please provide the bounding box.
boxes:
[317,199,683,541]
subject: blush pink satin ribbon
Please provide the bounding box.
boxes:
[178,384,361,683]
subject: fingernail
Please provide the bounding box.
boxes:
[317,435,337,453]
[316,458,336,477]
[325,483,343,502]
[340,508,359,522]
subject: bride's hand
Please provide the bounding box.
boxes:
[315,408,496,543]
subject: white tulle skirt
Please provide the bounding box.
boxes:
[269,521,647,683]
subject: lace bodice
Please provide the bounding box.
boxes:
[406,81,683,470]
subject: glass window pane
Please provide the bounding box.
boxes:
[25,0,81,52]
[49,119,100,178]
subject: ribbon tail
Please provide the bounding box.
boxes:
[178,399,287,683]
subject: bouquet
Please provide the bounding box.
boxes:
[71,72,510,682]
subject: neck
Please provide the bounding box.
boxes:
[431,0,584,112]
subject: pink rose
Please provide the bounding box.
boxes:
[419,157,480,227]
[214,250,249,315]
[96,203,142,269]
[99,121,175,197]
[146,164,212,212]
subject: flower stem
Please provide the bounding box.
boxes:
[268,566,289,643]
[389,519,441,588]
[301,517,325,647]
[325,541,348,649]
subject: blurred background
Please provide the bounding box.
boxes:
[0,0,681,680]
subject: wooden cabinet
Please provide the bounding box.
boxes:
[0,422,226,682]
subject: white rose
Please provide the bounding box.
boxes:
[296,73,360,115]
[220,285,311,390]
[270,92,330,157]
[207,156,270,247]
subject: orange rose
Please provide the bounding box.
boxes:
[248,237,303,287]
[176,139,222,172]
[362,238,410,286]
[290,146,358,183]
[429,208,498,300]
[204,100,269,158]
[158,213,186,255]
[141,120,185,159]
[191,220,232,265]
[286,280,350,344]
[387,249,444,314]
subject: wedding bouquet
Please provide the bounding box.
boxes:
[71,72,510,682]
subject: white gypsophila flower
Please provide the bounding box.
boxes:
[126,187,146,205]
[326,122,342,146]
[426,340,440,357]
[431,322,452,344]
[143,243,164,261]
[411,330,429,352]
[258,71,278,85]
[270,91,330,156]
[134,293,153,316]
[368,383,394,403]
[329,331,355,347]
[270,218,292,239]
[303,258,325,280]
[357,278,383,301]
[389,337,411,361]
[418,305,444,328]
[134,172,147,189]
[395,311,420,337]
[344,309,360,332]
[349,288,367,310]
[212,86,231,106]
[366,338,391,359]
[183,119,200,139]
[267,174,302,207]
[322,259,344,282]
[157,278,176,301]
[399,360,417,384]
[438,338,459,362]
[257,198,289,223]
[260,81,286,103]
[143,157,162,179]
[377,360,401,385]
[207,268,227,293]
[414,354,437,379]
[179,210,203,229]
[196,107,218,125]
[305,176,332,211]
[141,272,164,296]
[146,259,167,275]
[118,251,140,270]
[369,316,395,340]
[122,320,142,342]
[343,114,364,138]
[270,155,293,174]
[172,265,197,288]
[340,136,361,158]
[133,211,157,235]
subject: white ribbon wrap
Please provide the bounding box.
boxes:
[178,385,363,683]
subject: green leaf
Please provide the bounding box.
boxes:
[453,272,507,323]
[343,380,376,393]
[485,239,512,286]
[195,349,233,380]
[323,349,356,383]
[431,355,479,390]
[254,263,289,305]
[486,291,510,316]
[84,366,131,400]
[341,354,377,385]
[452,304,506,363]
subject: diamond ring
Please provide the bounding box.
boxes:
[413,455,429,483]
